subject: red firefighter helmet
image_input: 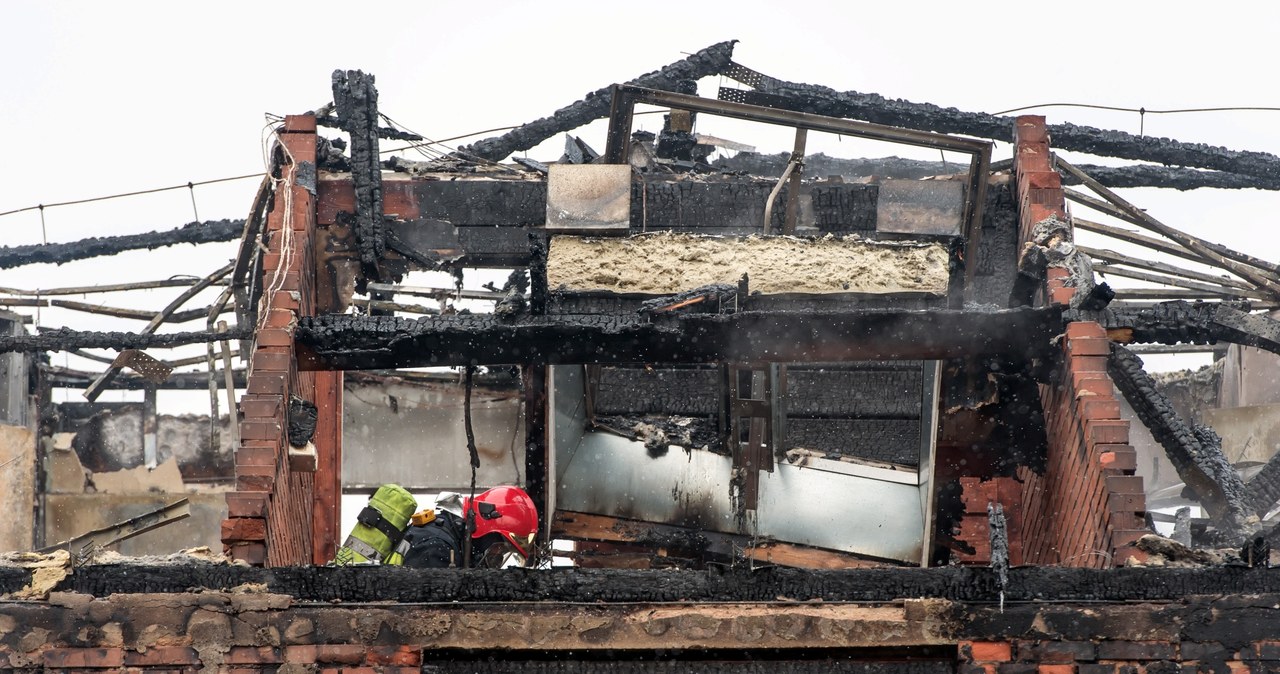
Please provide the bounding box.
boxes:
[462,486,539,558]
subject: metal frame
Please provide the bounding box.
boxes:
[603,85,992,288]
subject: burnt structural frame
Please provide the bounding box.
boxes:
[601,85,993,298]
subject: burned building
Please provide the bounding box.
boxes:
[4,40,1280,672]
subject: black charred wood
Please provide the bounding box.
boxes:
[463,41,738,162]
[1008,245,1049,308]
[0,219,243,270]
[733,75,1280,182]
[1245,450,1280,517]
[715,152,1278,191]
[1,326,251,354]
[294,307,1064,370]
[1108,343,1250,538]
[287,395,318,448]
[315,115,422,141]
[1077,282,1116,311]
[53,563,1280,604]
[1088,300,1280,357]
[638,283,736,315]
[332,69,386,276]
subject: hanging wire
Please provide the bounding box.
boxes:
[187,182,201,223]
[37,205,47,244]
[0,173,264,220]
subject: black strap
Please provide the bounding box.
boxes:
[358,506,405,544]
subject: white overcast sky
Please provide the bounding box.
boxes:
[4,1,1280,410]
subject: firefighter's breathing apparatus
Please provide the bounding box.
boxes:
[332,484,417,565]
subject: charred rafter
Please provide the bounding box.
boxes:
[462,40,738,162]
[294,307,1063,370]
[331,69,386,279]
[1085,300,1280,357]
[1107,343,1251,538]
[0,219,243,270]
[725,68,1280,182]
[715,152,1279,191]
[0,326,249,354]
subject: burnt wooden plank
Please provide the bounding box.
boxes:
[295,307,1064,370]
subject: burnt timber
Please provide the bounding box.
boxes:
[295,307,1062,370]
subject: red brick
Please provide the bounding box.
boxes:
[283,645,318,663]
[239,393,284,419]
[256,329,294,349]
[264,308,298,329]
[1036,665,1074,674]
[283,114,317,133]
[253,350,293,373]
[964,641,1013,663]
[315,644,366,664]
[1086,419,1130,446]
[279,133,317,162]
[221,517,267,542]
[366,646,422,666]
[1015,116,1049,142]
[225,646,281,664]
[1046,267,1070,282]
[1106,475,1145,494]
[1050,286,1076,305]
[1075,375,1117,399]
[248,371,289,395]
[1078,398,1121,421]
[240,419,282,441]
[1099,448,1137,473]
[42,648,126,668]
[1227,662,1252,673]
[226,492,269,518]
[270,290,301,311]
[235,444,278,467]
[236,463,276,492]
[1068,336,1112,357]
[1066,321,1107,339]
[1024,170,1062,190]
[124,647,200,666]
[1071,355,1108,373]
[227,542,266,566]
[1107,492,1145,513]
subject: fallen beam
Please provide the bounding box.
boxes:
[462,40,738,161]
[0,219,243,270]
[41,365,247,391]
[1108,343,1250,538]
[295,307,1063,370]
[727,65,1280,182]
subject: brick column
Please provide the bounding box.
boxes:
[1011,116,1147,567]
[222,114,319,566]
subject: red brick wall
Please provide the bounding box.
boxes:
[959,638,1270,673]
[222,115,320,566]
[1011,116,1147,567]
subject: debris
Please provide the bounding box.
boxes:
[0,219,243,270]
[287,396,318,448]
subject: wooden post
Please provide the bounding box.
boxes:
[310,369,343,565]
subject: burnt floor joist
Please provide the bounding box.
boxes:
[294,307,1063,370]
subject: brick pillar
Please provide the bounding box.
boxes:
[1011,116,1147,567]
[222,114,319,566]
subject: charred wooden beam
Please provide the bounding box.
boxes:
[0,219,243,270]
[315,115,421,141]
[727,67,1280,182]
[294,307,1063,370]
[0,326,250,354]
[331,69,385,278]
[462,41,738,162]
[1088,300,1280,357]
[716,152,1278,191]
[1108,343,1251,539]
[1246,451,1280,518]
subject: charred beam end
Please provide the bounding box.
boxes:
[1246,450,1280,517]
[0,326,250,354]
[294,307,1063,370]
[1107,343,1251,538]
[1088,300,1280,358]
[0,219,243,270]
[736,74,1280,183]
[462,40,738,162]
[331,69,385,277]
